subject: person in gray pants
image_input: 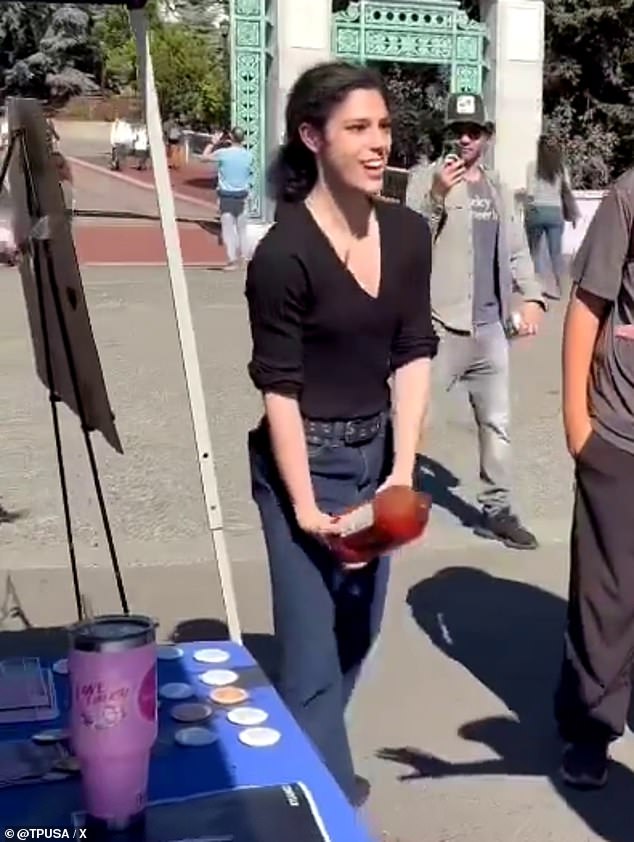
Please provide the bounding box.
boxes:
[407,93,546,550]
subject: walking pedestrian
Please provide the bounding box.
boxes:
[555,169,634,788]
[406,93,545,550]
[109,116,133,171]
[133,124,150,171]
[246,61,437,806]
[524,135,578,299]
[203,127,252,270]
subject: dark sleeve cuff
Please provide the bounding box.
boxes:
[248,361,303,397]
[391,336,439,371]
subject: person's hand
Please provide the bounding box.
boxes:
[294,502,340,537]
[377,467,413,494]
[518,301,544,336]
[431,158,465,201]
[565,415,593,459]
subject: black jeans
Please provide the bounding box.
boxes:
[248,418,392,801]
[556,432,634,744]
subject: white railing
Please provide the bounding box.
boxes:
[182,130,214,162]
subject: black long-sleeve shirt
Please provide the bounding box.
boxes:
[246,200,437,420]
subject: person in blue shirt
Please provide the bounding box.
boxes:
[203,127,253,270]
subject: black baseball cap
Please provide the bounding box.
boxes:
[445,93,493,133]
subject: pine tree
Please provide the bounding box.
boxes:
[0,2,99,101]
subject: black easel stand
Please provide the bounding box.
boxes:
[0,130,129,620]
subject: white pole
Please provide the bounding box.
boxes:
[129,8,242,643]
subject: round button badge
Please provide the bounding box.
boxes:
[157,645,184,661]
[238,727,281,748]
[171,702,213,723]
[32,728,70,744]
[210,686,249,706]
[227,707,268,727]
[159,682,194,700]
[199,669,238,687]
[52,659,69,675]
[193,648,230,664]
[174,726,218,747]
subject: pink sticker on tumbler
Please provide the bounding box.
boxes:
[138,665,157,722]
[75,680,131,729]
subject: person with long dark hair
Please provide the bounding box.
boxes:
[525,135,578,299]
[246,61,437,806]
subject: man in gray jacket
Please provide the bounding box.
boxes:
[407,93,546,550]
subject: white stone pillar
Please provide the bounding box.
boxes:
[271,0,332,141]
[261,0,332,220]
[480,0,545,192]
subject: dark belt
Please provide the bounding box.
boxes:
[303,411,387,447]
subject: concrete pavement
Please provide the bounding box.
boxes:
[0,264,630,841]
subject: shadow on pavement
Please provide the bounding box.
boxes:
[414,455,481,528]
[183,177,214,191]
[377,566,634,842]
[0,617,277,683]
[170,617,278,682]
[74,209,220,231]
[0,625,70,658]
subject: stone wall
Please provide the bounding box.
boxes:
[55,95,142,122]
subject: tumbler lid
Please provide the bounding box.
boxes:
[70,614,157,653]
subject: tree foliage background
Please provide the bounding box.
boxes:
[1,0,633,185]
[543,0,634,188]
[0,3,100,100]
[95,0,229,127]
[0,1,229,127]
[369,0,634,187]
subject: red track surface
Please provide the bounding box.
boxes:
[69,157,227,266]
[74,223,226,266]
[126,161,215,204]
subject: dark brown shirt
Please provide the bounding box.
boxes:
[246,200,438,420]
[572,169,634,453]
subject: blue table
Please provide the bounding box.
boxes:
[0,642,373,840]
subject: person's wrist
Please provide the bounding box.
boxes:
[292,496,318,518]
[564,411,591,447]
[389,459,415,486]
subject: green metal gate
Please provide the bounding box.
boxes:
[333,1,487,93]
[230,0,487,219]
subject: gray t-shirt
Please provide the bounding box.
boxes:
[572,169,634,453]
[468,178,501,326]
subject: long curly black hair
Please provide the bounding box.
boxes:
[267,61,389,204]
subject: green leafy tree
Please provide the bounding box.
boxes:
[380,63,448,169]
[96,3,229,127]
[151,24,228,126]
[0,2,99,100]
[544,0,634,187]
[93,6,137,91]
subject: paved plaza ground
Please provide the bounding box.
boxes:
[0,253,632,841]
[0,124,629,840]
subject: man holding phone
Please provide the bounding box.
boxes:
[407,93,545,550]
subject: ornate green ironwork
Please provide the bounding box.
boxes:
[229,0,268,217]
[333,0,487,93]
[229,0,487,219]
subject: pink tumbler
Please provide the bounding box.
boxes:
[69,614,158,831]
